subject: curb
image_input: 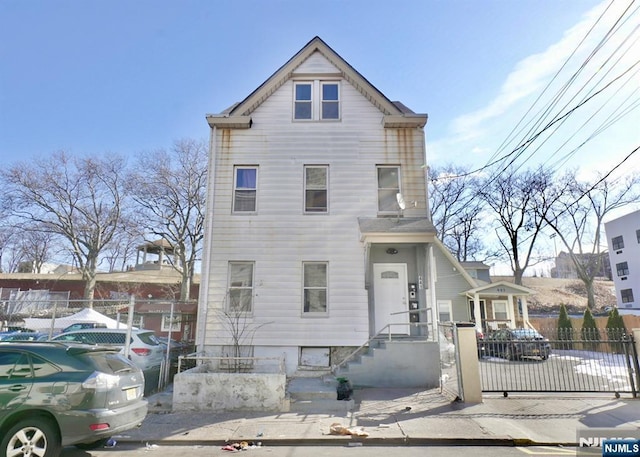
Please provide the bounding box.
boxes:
[115,436,574,447]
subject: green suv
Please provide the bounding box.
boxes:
[0,341,148,457]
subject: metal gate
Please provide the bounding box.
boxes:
[479,328,640,397]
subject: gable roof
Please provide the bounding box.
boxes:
[463,281,536,297]
[207,36,427,129]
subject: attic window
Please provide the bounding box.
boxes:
[294,81,340,121]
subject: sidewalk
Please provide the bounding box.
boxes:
[115,387,640,447]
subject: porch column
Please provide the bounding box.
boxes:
[473,293,482,330]
[508,294,516,328]
[521,295,530,327]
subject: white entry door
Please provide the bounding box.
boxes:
[373,263,409,335]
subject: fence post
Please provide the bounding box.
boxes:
[123,295,135,359]
[455,322,482,403]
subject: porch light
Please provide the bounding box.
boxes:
[386,248,398,255]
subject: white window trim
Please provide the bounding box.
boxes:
[161,313,182,332]
[293,80,341,122]
[376,165,402,215]
[233,166,258,214]
[302,261,329,316]
[304,165,329,214]
[492,300,509,320]
[227,261,255,314]
[436,300,451,322]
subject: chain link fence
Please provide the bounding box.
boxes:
[0,294,195,395]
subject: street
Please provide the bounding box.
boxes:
[60,444,582,457]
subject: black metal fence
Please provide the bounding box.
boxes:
[479,328,640,397]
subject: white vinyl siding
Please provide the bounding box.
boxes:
[202,52,427,347]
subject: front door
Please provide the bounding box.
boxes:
[373,263,409,335]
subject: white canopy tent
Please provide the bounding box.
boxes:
[24,308,128,332]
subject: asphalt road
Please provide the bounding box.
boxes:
[61,443,582,457]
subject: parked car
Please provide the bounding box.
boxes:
[0,328,36,340]
[0,331,49,342]
[484,328,551,361]
[0,341,147,456]
[61,322,108,333]
[51,328,165,372]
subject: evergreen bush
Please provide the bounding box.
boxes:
[557,303,574,349]
[581,308,599,351]
[605,307,626,353]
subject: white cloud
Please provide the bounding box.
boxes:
[430,0,639,176]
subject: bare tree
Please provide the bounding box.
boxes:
[16,228,57,273]
[429,165,487,261]
[1,151,128,302]
[101,219,144,272]
[477,167,559,285]
[128,139,207,301]
[543,170,640,309]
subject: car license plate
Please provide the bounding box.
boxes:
[125,387,137,400]
[532,349,539,354]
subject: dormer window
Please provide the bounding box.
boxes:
[294,81,340,121]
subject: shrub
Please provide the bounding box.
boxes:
[557,304,574,349]
[581,308,599,351]
[605,307,626,353]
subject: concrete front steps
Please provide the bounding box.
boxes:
[287,376,354,413]
[334,337,441,388]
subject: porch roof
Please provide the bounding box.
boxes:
[358,217,437,243]
[463,280,536,298]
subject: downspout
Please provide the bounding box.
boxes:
[195,125,217,352]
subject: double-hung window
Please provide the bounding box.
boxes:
[612,235,624,250]
[233,166,258,213]
[304,165,328,213]
[437,300,451,322]
[621,288,634,303]
[321,82,339,119]
[294,83,312,120]
[303,262,328,314]
[227,262,254,313]
[377,165,401,213]
[616,262,629,277]
[294,81,340,121]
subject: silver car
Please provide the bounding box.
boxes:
[51,328,165,372]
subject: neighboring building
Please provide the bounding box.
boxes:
[605,209,640,314]
[196,37,534,379]
[551,251,612,280]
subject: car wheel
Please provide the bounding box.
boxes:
[74,438,111,450]
[1,417,61,457]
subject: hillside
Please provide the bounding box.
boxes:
[492,276,618,315]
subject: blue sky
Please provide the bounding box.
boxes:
[1,0,637,181]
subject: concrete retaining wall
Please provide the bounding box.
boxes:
[172,364,288,412]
